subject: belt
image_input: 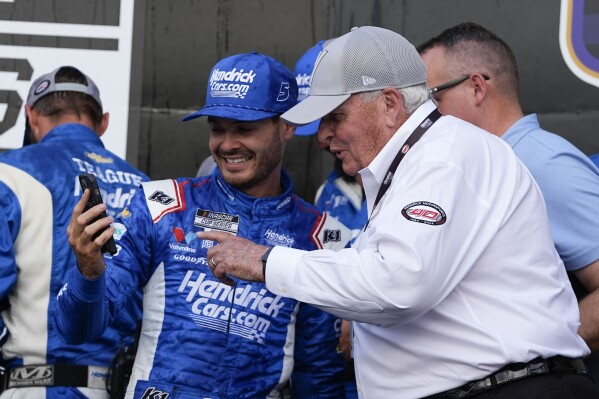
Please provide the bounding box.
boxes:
[1,364,109,390]
[424,356,589,399]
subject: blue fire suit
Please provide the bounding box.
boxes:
[56,167,349,399]
[0,123,149,399]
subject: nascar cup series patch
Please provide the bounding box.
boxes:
[401,201,446,225]
[194,209,239,235]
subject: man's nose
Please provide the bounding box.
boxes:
[317,121,333,150]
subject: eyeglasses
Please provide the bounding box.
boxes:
[429,74,490,96]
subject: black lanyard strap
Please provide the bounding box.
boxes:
[365,108,442,230]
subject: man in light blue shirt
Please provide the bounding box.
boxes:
[419,22,599,380]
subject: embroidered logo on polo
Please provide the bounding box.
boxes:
[401,201,446,225]
[148,190,175,205]
[194,209,239,235]
[209,67,256,99]
[178,271,286,344]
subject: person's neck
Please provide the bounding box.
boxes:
[480,98,524,138]
[240,170,284,198]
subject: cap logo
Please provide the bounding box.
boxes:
[362,76,377,86]
[34,80,51,95]
[296,73,311,101]
[209,68,256,99]
[276,82,290,102]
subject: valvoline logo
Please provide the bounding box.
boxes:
[172,226,196,245]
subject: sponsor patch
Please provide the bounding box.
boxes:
[178,271,285,343]
[209,67,256,99]
[194,209,239,235]
[148,190,175,205]
[323,229,341,243]
[140,386,170,399]
[264,229,295,247]
[169,226,197,253]
[8,365,54,388]
[172,226,197,245]
[34,79,50,95]
[401,201,446,225]
[118,207,132,219]
[112,223,127,240]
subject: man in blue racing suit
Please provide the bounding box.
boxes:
[56,53,349,398]
[0,66,148,398]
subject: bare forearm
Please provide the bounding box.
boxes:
[578,289,599,351]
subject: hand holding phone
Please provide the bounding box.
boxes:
[78,173,117,255]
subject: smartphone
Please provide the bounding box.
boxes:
[78,173,117,255]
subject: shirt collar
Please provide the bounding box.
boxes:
[212,167,296,217]
[360,100,437,208]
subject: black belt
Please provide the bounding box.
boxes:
[424,356,589,399]
[1,364,109,390]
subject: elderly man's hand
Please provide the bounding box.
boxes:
[197,231,270,286]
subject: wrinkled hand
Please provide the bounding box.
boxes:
[67,189,113,279]
[197,231,270,286]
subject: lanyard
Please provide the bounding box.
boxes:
[364,109,442,230]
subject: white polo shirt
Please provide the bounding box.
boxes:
[266,100,588,398]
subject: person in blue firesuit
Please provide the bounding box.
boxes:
[56,52,349,399]
[0,66,149,399]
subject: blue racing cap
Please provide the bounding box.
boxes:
[183,52,298,122]
[293,40,326,136]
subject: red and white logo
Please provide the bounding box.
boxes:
[401,201,446,225]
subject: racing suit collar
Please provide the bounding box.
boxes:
[212,167,295,218]
[40,123,105,147]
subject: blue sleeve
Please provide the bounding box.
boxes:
[520,147,599,270]
[0,182,20,346]
[291,303,346,398]
[56,187,152,344]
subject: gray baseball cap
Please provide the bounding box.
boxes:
[26,66,102,108]
[281,26,426,126]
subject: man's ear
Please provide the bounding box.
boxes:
[25,104,38,133]
[281,120,296,141]
[471,73,489,107]
[97,112,109,137]
[381,88,405,127]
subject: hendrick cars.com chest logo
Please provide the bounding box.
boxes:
[401,201,446,225]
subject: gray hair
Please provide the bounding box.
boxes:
[357,84,429,115]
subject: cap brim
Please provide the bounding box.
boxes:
[281,94,350,126]
[182,106,278,122]
[294,119,321,136]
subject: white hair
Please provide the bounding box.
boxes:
[357,84,429,115]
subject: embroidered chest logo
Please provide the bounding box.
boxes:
[401,201,447,225]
